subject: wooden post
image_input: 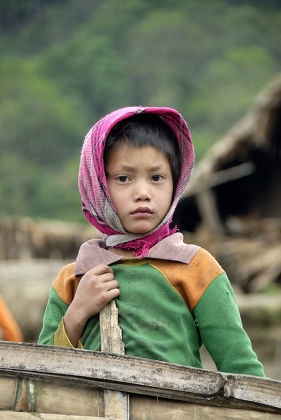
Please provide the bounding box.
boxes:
[185,162,255,236]
[196,188,225,236]
[100,300,129,420]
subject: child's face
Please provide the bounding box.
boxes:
[106,143,173,234]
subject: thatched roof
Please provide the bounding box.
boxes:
[174,74,281,233]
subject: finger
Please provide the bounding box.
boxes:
[104,280,119,291]
[90,264,114,276]
[106,288,120,301]
[96,286,120,308]
[98,272,115,283]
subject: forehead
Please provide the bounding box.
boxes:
[106,143,171,168]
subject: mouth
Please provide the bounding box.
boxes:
[130,207,153,216]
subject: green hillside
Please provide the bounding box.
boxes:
[0,0,280,221]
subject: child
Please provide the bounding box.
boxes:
[38,106,265,377]
[0,293,23,342]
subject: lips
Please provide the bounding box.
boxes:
[130,207,153,215]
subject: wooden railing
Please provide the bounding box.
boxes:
[0,341,280,419]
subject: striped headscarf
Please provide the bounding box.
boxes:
[78,106,194,258]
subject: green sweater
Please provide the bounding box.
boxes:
[38,238,264,377]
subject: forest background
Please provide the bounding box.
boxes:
[0,0,280,223]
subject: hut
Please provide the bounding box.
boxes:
[174,74,281,293]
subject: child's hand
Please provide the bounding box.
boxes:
[73,264,120,319]
[64,264,119,346]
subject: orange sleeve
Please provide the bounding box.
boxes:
[0,294,23,342]
[52,262,81,305]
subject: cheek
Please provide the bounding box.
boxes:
[107,181,118,206]
[158,189,173,213]
[108,187,126,212]
[165,184,174,206]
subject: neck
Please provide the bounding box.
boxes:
[109,247,136,258]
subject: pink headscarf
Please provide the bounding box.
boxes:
[78,106,194,258]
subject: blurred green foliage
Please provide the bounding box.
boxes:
[0,0,280,221]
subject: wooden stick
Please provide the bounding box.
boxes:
[100,300,129,420]
[99,300,125,355]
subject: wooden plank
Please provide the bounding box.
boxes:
[0,372,105,417]
[0,342,224,399]
[0,412,116,420]
[130,395,281,419]
[0,342,280,413]
[226,374,281,409]
[1,370,281,418]
[1,374,281,420]
[100,300,129,420]
[29,376,103,416]
[0,374,17,410]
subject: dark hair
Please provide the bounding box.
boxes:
[104,113,181,188]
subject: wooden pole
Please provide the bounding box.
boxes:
[185,162,256,235]
[99,300,129,420]
[196,188,225,236]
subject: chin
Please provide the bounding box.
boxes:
[128,229,151,234]
[126,225,154,235]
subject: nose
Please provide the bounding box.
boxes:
[133,180,151,201]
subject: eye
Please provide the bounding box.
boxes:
[151,174,164,182]
[116,175,130,183]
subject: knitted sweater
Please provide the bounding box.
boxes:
[38,233,265,377]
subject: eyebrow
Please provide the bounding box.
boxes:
[118,164,165,172]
